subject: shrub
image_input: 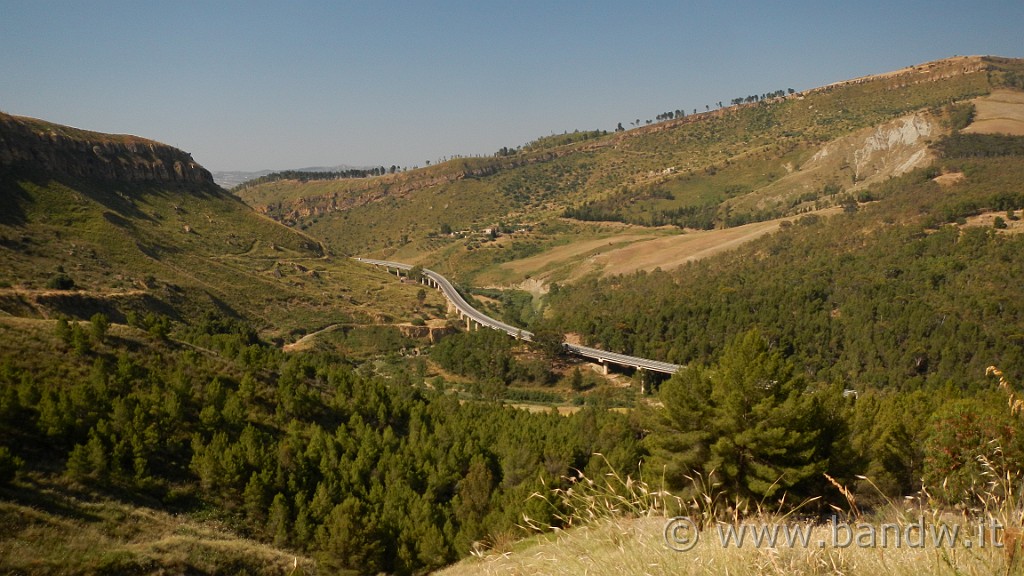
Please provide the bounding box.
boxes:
[90,313,109,342]
[45,273,75,290]
[0,446,23,485]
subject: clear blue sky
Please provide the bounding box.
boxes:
[2,1,1022,172]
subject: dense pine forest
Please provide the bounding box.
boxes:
[0,317,641,573]
[544,144,1024,386]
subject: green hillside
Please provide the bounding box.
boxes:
[0,313,641,574]
[0,112,645,575]
[0,113,437,341]
[545,152,1024,384]
[234,56,1024,284]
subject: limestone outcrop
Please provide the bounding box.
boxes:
[0,113,214,185]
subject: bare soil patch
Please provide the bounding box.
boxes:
[933,172,965,186]
[594,220,791,276]
[501,234,652,275]
[963,211,1024,234]
[595,210,845,277]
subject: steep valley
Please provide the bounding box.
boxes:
[2,56,1024,576]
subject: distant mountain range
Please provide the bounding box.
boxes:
[212,165,368,189]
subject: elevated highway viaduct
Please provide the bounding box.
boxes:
[354,258,682,376]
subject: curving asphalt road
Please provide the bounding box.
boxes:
[355,257,681,374]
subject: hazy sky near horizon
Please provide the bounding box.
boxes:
[2,1,1022,172]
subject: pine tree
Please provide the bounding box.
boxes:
[652,329,834,508]
[65,443,91,481]
[292,492,315,550]
[453,454,493,552]
[243,471,269,526]
[54,317,71,346]
[89,313,109,343]
[568,367,585,391]
[316,497,384,573]
[70,323,91,355]
[267,492,291,547]
[85,432,109,482]
[646,363,714,493]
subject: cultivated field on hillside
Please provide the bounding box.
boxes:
[480,209,841,285]
[964,89,1024,135]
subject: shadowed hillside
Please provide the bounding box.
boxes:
[0,113,434,339]
[0,112,213,184]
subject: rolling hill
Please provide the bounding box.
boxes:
[0,112,435,340]
[233,56,1024,286]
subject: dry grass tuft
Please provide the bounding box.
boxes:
[522,454,682,533]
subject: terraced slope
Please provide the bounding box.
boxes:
[0,113,431,339]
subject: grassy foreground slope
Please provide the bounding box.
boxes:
[438,515,1016,576]
[1,474,314,575]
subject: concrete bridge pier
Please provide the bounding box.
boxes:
[455,309,472,331]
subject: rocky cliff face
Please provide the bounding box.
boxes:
[0,113,214,185]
